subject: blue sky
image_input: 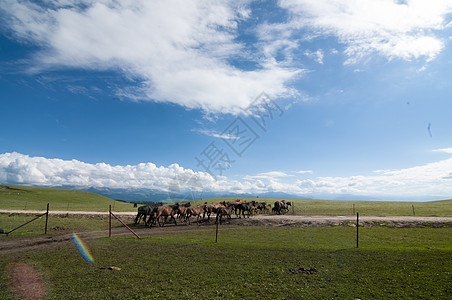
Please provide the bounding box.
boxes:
[1,0,452,200]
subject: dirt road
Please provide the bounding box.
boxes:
[2,209,451,224]
[1,209,451,255]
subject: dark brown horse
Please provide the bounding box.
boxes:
[274,200,291,214]
[236,201,255,218]
[201,202,225,221]
[150,204,179,228]
[273,200,285,215]
[134,204,161,226]
[185,206,203,225]
[215,206,232,224]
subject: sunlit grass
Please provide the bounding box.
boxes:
[1,226,451,299]
[0,185,134,212]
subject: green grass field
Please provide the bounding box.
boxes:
[197,197,452,216]
[1,185,451,298]
[0,213,111,237]
[1,185,452,216]
[0,185,134,212]
[1,226,451,299]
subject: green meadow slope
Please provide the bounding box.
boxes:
[1,185,451,216]
[196,197,452,217]
[0,185,134,212]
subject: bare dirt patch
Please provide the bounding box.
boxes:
[6,262,47,299]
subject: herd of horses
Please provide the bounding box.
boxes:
[134,199,293,228]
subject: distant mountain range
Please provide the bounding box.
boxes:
[53,186,314,203]
[35,185,416,203]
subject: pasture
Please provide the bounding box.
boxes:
[2,184,452,217]
[0,185,134,212]
[1,226,451,299]
[1,185,452,298]
[197,197,452,217]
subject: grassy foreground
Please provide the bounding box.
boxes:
[0,185,134,212]
[1,226,451,299]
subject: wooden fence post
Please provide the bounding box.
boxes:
[109,205,112,238]
[44,203,49,234]
[356,212,359,248]
[110,211,141,239]
[412,205,415,216]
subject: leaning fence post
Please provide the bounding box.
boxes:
[110,211,141,239]
[356,212,359,248]
[109,205,112,238]
[45,203,49,234]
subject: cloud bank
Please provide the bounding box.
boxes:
[1,0,451,114]
[2,152,452,200]
[0,0,301,115]
[273,0,452,64]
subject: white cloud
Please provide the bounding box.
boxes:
[0,152,213,192]
[258,171,293,178]
[278,0,452,63]
[301,157,452,199]
[0,152,266,195]
[2,151,452,201]
[295,170,313,174]
[245,171,294,181]
[0,0,302,115]
[433,148,452,154]
[304,49,324,64]
[193,128,240,140]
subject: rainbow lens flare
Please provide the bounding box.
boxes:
[71,232,95,264]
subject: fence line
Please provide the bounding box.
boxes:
[2,203,49,235]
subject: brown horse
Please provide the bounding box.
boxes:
[215,206,232,224]
[236,201,255,218]
[273,200,285,215]
[134,205,152,225]
[134,204,161,226]
[274,200,291,214]
[151,205,178,228]
[201,202,225,221]
[185,206,203,225]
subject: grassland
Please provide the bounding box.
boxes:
[0,213,110,237]
[0,185,134,212]
[1,226,451,299]
[1,185,452,216]
[1,185,451,298]
[198,197,452,216]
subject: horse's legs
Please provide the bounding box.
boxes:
[134,213,141,225]
[172,213,177,226]
[162,216,169,227]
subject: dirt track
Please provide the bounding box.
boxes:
[1,209,451,255]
